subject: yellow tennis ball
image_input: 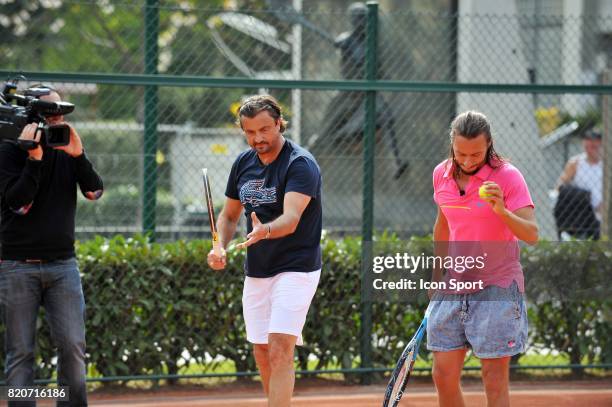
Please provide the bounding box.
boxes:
[479,185,493,198]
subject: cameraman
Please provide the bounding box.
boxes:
[0,85,103,406]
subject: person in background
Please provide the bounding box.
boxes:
[555,129,602,240]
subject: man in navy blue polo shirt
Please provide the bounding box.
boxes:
[207,95,322,406]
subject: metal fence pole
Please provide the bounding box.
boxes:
[143,0,159,238]
[603,70,612,238]
[360,1,378,384]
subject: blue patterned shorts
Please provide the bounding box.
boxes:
[426,281,528,358]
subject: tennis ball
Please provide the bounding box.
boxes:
[479,185,493,198]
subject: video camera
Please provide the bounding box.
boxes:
[0,76,75,150]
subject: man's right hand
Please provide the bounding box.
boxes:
[207,247,227,270]
[19,123,43,160]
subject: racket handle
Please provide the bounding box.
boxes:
[212,240,222,257]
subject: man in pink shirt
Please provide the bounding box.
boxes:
[429,111,539,407]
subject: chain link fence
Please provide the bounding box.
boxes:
[0,1,611,385]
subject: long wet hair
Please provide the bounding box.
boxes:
[448,111,505,178]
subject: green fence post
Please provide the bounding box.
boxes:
[604,70,612,239]
[143,0,159,239]
[360,0,378,384]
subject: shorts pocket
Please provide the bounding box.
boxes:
[512,300,521,319]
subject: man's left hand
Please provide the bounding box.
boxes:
[236,212,268,249]
[54,124,83,157]
[481,181,506,215]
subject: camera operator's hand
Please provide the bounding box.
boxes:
[19,123,43,160]
[53,124,83,158]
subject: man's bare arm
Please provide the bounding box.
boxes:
[217,197,243,249]
[556,158,577,188]
[237,192,311,248]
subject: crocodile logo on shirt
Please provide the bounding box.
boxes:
[239,179,277,207]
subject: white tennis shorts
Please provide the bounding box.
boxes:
[242,269,321,346]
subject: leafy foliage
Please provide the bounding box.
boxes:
[0,235,609,382]
[522,240,612,375]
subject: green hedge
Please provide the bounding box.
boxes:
[522,240,612,374]
[0,235,610,382]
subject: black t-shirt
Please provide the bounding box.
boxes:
[0,141,103,260]
[225,139,322,278]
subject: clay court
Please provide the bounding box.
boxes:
[31,380,612,406]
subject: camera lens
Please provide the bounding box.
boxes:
[45,124,70,147]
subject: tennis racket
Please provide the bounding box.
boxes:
[382,307,430,407]
[201,168,222,257]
